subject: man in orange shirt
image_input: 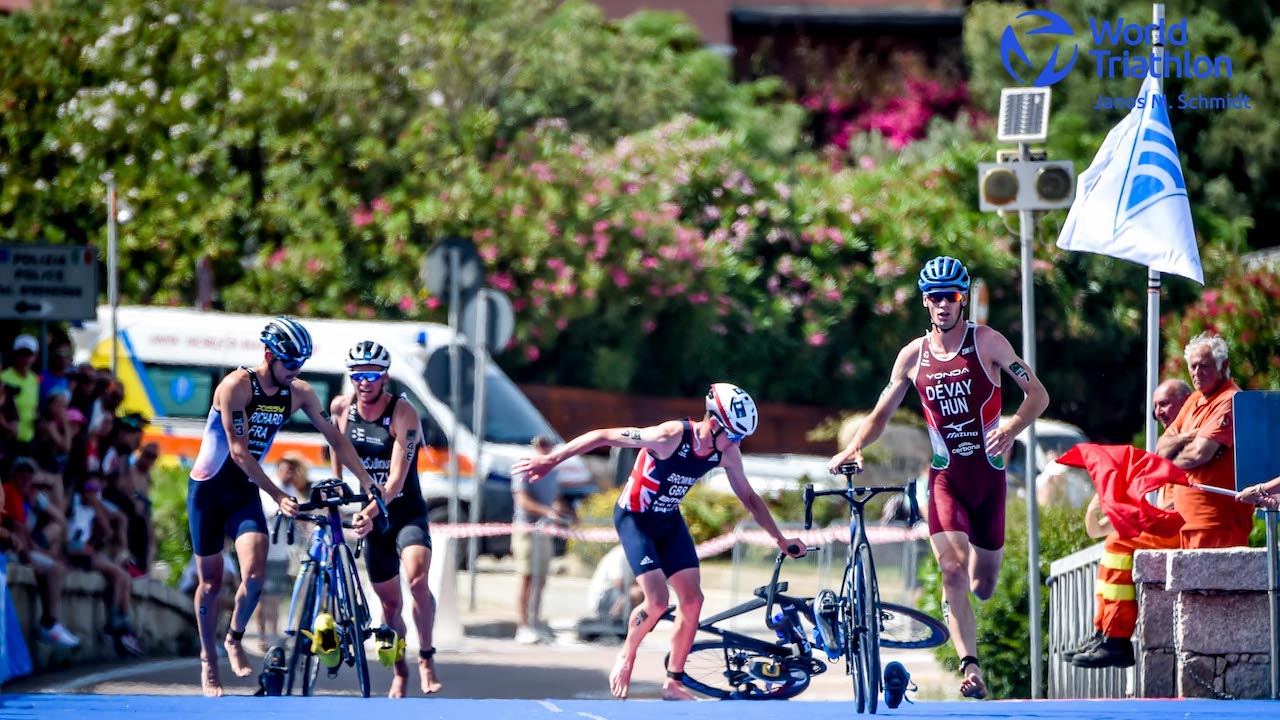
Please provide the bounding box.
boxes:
[1159,333,1253,549]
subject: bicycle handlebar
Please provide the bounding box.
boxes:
[270,478,391,545]
[802,480,917,530]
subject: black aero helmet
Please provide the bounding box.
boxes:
[260,316,313,363]
[917,256,970,293]
[346,340,391,370]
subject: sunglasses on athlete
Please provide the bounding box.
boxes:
[275,356,306,371]
[349,370,387,384]
[925,290,964,304]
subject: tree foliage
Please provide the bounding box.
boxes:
[1,0,1274,445]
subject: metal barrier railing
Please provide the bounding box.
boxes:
[1046,541,1133,698]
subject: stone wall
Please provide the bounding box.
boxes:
[5,562,198,672]
[1133,547,1274,699]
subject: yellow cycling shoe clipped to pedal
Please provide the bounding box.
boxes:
[374,625,405,668]
[300,613,342,668]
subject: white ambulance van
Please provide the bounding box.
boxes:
[72,306,592,556]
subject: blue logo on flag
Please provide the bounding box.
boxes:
[1115,95,1187,231]
[1000,10,1079,87]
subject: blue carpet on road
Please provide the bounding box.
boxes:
[0,694,1276,719]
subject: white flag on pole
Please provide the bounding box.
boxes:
[1056,73,1203,284]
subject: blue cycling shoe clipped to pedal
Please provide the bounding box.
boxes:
[883,661,916,709]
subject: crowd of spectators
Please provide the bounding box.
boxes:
[0,333,155,658]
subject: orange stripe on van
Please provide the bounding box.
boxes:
[143,429,472,474]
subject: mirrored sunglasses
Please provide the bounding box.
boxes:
[276,357,306,371]
[349,370,387,384]
[925,290,963,304]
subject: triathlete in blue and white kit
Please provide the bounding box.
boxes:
[513,383,805,701]
[188,317,379,697]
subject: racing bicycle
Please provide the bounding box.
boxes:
[273,478,387,697]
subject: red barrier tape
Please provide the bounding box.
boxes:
[428,522,928,559]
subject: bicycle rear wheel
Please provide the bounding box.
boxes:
[301,569,328,696]
[336,544,371,698]
[848,543,880,713]
[673,640,811,700]
[878,602,949,649]
[285,562,318,696]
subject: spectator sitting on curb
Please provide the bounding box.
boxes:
[1,458,79,649]
[584,544,642,628]
[66,473,143,656]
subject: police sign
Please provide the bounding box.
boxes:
[0,244,99,321]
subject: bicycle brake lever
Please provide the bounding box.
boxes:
[370,486,390,533]
[803,485,814,530]
[287,517,296,546]
[354,536,364,560]
[271,513,283,544]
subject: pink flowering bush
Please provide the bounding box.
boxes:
[1163,266,1280,391]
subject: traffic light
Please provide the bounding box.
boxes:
[977,158,1075,212]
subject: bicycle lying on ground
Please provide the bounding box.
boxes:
[272,478,387,698]
[663,474,947,706]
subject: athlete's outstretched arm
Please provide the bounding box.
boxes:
[978,326,1050,458]
[215,373,298,517]
[828,341,919,474]
[722,447,806,557]
[297,380,378,494]
[512,420,685,483]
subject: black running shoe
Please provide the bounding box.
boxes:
[883,661,915,709]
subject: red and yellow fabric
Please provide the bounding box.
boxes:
[1094,530,1180,638]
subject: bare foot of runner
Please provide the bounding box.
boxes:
[389,664,408,699]
[609,651,635,699]
[959,660,988,700]
[200,656,224,697]
[661,679,697,701]
[419,656,443,694]
[224,634,253,678]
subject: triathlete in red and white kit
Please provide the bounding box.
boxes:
[829,256,1048,700]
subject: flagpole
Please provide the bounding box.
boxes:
[1145,3,1165,454]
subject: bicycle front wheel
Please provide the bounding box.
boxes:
[878,602,950,649]
[335,545,371,698]
[673,640,811,700]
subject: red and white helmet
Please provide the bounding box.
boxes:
[706,382,759,440]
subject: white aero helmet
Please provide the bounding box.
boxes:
[706,382,759,440]
[345,340,391,369]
